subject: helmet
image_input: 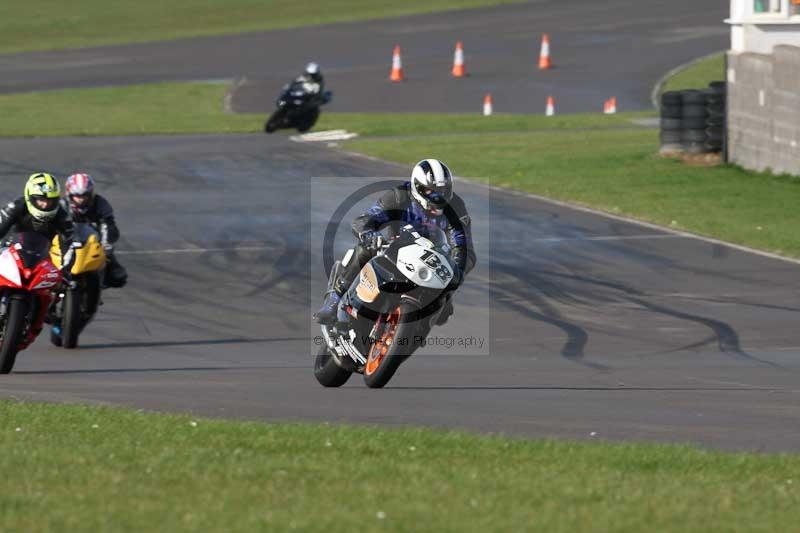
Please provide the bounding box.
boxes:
[304,62,322,83]
[24,172,61,221]
[65,173,95,216]
[410,159,453,215]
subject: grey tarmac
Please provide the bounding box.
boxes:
[0,134,798,452]
[0,1,728,113]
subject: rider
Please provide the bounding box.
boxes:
[0,172,76,277]
[63,173,127,288]
[314,158,475,325]
[292,62,325,104]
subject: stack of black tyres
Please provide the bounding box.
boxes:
[680,89,709,154]
[706,81,726,154]
[659,91,682,153]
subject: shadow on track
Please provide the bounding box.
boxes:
[14,365,307,375]
[78,336,310,350]
[385,386,779,392]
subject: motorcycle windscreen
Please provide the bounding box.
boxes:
[12,232,52,269]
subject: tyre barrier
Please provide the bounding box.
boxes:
[658,81,727,157]
[659,91,683,154]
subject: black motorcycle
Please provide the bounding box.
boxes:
[264,80,332,134]
[314,225,456,388]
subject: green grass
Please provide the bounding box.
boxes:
[1,80,798,257]
[660,53,726,94]
[1,400,799,532]
[345,125,800,257]
[0,0,527,54]
[0,83,259,137]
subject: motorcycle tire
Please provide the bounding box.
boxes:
[61,288,82,349]
[85,273,102,318]
[363,301,425,389]
[296,108,320,133]
[0,295,29,374]
[314,343,352,387]
[264,120,278,134]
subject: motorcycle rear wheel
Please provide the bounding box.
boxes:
[314,343,352,387]
[0,295,29,374]
[363,301,425,389]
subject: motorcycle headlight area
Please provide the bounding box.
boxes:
[417,266,431,281]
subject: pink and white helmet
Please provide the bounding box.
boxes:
[65,173,95,215]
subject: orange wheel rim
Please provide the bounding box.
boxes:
[365,307,401,376]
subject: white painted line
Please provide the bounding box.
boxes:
[460,178,800,267]
[531,234,682,243]
[315,156,800,267]
[116,246,273,256]
[291,130,359,142]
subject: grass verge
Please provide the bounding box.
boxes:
[0,0,526,54]
[659,53,726,95]
[339,118,800,258]
[1,399,799,532]
[1,81,798,258]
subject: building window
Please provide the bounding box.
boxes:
[754,0,782,13]
[791,0,800,16]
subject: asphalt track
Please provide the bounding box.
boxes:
[0,1,728,113]
[1,3,799,452]
[0,134,798,452]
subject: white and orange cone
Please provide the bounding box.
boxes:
[452,41,466,78]
[390,45,404,82]
[483,93,493,116]
[545,95,555,116]
[538,34,552,70]
[603,96,617,114]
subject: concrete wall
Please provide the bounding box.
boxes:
[728,45,800,175]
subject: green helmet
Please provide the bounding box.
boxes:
[24,172,61,221]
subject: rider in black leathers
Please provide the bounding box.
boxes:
[0,173,76,276]
[315,159,475,325]
[292,62,325,105]
[63,173,127,288]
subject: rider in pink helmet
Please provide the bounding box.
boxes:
[64,173,127,288]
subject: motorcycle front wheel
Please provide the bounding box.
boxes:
[314,343,352,387]
[61,287,82,349]
[363,301,425,389]
[0,295,29,374]
[264,109,284,134]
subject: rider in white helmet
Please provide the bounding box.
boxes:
[315,159,475,325]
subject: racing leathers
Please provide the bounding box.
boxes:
[0,197,76,275]
[60,194,127,288]
[318,182,475,324]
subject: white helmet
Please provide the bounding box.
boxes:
[304,62,322,82]
[410,159,453,215]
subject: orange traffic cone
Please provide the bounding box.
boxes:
[538,34,552,70]
[452,41,466,78]
[604,96,617,114]
[390,45,404,82]
[483,93,493,116]
[545,95,555,116]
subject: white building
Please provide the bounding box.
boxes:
[727,0,800,53]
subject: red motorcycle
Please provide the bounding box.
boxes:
[0,232,62,373]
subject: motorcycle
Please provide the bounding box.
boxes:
[264,80,332,134]
[315,225,456,388]
[49,223,107,349]
[0,232,63,373]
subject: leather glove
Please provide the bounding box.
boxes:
[61,270,77,290]
[447,265,463,292]
[359,230,383,251]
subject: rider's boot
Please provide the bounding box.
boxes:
[314,291,341,325]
